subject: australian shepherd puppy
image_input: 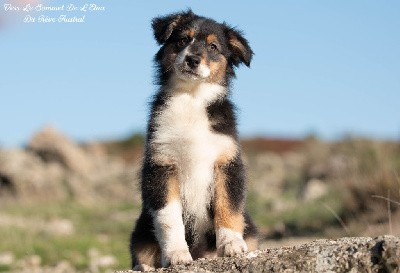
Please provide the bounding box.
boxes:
[130,9,258,270]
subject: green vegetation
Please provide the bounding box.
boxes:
[0,202,140,271]
[247,187,345,236]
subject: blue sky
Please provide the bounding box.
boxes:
[1,1,399,147]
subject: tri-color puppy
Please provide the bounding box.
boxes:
[130,10,258,270]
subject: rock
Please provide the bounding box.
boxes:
[22,255,41,268]
[27,126,94,175]
[15,260,75,273]
[302,178,328,201]
[0,149,67,200]
[115,236,400,273]
[0,127,137,203]
[89,248,117,273]
[0,251,14,265]
[45,219,75,236]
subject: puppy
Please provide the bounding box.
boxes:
[130,10,258,270]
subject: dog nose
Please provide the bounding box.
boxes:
[185,55,201,69]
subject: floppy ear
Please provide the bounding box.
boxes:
[225,27,253,67]
[152,10,194,45]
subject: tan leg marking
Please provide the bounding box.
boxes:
[214,175,244,233]
[167,172,180,202]
[214,151,244,233]
[133,242,161,270]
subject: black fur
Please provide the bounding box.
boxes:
[153,9,253,86]
[222,154,247,212]
[206,98,238,137]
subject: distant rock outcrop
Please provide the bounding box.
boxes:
[116,236,400,273]
[0,127,138,203]
[27,126,94,175]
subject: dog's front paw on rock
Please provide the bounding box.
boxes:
[218,238,248,257]
[162,249,193,267]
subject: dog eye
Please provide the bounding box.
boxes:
[209,43,219,52]
[177,37,190,47]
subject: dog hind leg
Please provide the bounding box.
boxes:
[130,210,161,270]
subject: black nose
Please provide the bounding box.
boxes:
[185,55,201,69]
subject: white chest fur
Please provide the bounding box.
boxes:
[152,82,236,231]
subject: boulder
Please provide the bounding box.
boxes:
[27,126,94,175]
[0,149,67,200]
[115,236,399,273]
[302,178,328,201]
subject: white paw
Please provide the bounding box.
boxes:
[132,264,155,272]
[162,249,193,267]
[218,238,248,257]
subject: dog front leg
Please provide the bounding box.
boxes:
[152,174,193,267]
[214,156,248,257]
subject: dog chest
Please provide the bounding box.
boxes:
[151,84,236,225]
[152,83,235,167]
[153,91,234,170]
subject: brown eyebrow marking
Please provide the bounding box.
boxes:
[206,34,218,44]
[183,28,196,38]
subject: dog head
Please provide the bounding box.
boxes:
[152,10,253,86]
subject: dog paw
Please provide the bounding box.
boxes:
[133,264,155,272]
[217,238,248,257]
[162,249,193,267]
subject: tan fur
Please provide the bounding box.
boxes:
[214,149,245,233]
[184,28,196,38]
[167,172,180,202]
[200,54,207,66]
[245,236,259,251]
[133,242,161,269]
[229,38,246,57]
[208,57,227,84]
[206,34,218,44]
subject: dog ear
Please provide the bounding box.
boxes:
[152,10,194,45]
[225,27,253,67]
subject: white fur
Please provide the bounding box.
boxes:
[174,39,211,80]
[152,82,236,236]
[152,200,192,266]
[197,63,211,78]
[216,227,248,257]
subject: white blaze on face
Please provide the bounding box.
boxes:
[197,63,211,78]
[174,39,211,80]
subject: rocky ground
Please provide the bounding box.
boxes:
[116,236,400,273]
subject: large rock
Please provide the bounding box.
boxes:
[116,236,399,273]
[0,149,67,200]
[0,127,138,203]
[27,127,94,175]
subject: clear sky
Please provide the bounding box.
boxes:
[1,0,399,147]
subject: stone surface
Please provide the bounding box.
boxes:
[27,126,94,175]
[302,178,328,201]
[0,127,136,203]
[115,236,400,273]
